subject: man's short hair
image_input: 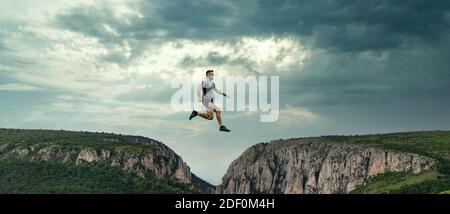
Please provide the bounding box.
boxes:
[206,70,214,76]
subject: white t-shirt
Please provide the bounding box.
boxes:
[202,79,215,102]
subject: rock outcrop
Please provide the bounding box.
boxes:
[3,129,438,194]
[6,137,194,184]
[217,140,436,194]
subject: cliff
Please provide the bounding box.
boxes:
[217,140,436,194]
[1,128,448,194]
[0,129,212,193]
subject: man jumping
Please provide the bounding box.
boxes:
[189,70,231,132]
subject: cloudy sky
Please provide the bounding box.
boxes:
[1,0,450,184]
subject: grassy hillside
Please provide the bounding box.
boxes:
[317,131,450,194]
[0,158,193,194]
[0,128,158,153]
[0,128,201,194]
[277,130,450,193]
[350,170,450,194]
[286,130,450,161]
[1,128,449,194]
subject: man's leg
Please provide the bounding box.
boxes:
[190,101,214,120]
[215,110,223,126]
[206,103,222,125]
[209,103,230,132]
[198,111,214,120]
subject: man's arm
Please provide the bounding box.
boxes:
[214,87,228,98]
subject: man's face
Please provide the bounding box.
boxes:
[207,72,214,80]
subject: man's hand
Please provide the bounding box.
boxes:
[223,93,230,99]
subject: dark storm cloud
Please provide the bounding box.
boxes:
[280,36,450,109]
[178,56,199,67]
[145,0,238,39]
[206,52,230,65]
[55,6,124,44]
[100,52,129,64]
[246,0,450,51]
[177,50,262,75]
[55,0,240,64]
[178,50,245,67]
[54,5,136,65]
[55,0,237,43]
[51,0,450,117]
[54,0,450,52]
[276,40,450,134]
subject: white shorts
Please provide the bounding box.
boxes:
[202,98,220,112]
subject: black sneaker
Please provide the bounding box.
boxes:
[189,110,198,120]
[219,125,231,132]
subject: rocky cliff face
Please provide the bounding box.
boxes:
[6,136,192,184]
[217,140,436,194]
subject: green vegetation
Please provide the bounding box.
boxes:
[327,131,450,194]
[1,128,449,194]
[280,130,450,194]
[390,178,450,194]
[0,158,194,193]
[0,128,199,194]
[283,130,450,173]
[286,130,450,162]
[351,170,450,194]
[0,128,158,152]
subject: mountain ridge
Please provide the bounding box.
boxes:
[1,128,449,194]
[0,128,212,193]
